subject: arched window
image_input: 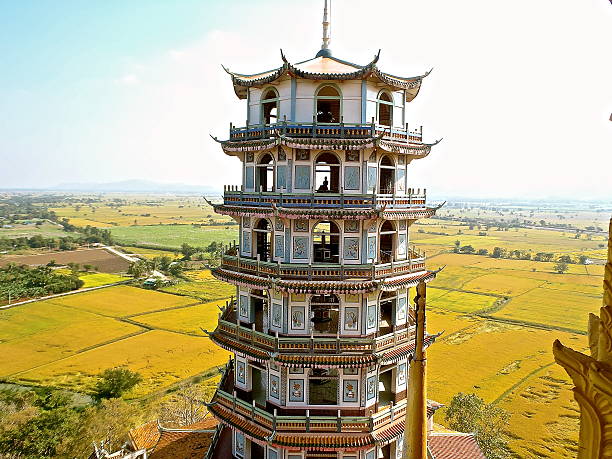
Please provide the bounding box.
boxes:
[310,294,339,335]
[379,155,395,194]
[308,368,339,405]
[377,91,393,126]
[314,152,340,193]
[256,153,274,192]
[261,88,279,125]
[379,220,395,263]
[315,85,341,123]
[312,221,340,264]
[253,218,272,262]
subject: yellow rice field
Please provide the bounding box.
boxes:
[45,285,197,317]
[0,301,141,376]
[16,330,230,398]
[491,287,601,332]
[130,299,228,335]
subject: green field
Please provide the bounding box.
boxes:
[0,222,68,245]
[110,224,238,250]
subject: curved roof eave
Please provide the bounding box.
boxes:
[224,51,430,100]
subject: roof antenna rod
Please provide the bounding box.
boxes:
[317,0,332,57]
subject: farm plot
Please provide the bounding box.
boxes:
[46,285,197,317]
[0,301,141,376]
[426,312,586,457]
[110,225,238,250]
[428,289,499,314]
[160,270,236,302]
[130,299,227,335]
[78,272,126,288]
[50,199,230,228]
[16,330,229,398]
[0,248,130,273]
[461,273,544,297]
[490,287,601,332]
[0,222,67,239]
[497,364,580,458]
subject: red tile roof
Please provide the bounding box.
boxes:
[127,418,219,459]
[428,433,486,459]
[129,420,159,451]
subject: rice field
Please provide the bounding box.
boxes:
[426,311,586,458]
[159,270,236,302]
[46,285,198,317]
[0,281,233,397]
[78,272,126,288]
[16,330,229,398]
[0,301,141,376]
[49,198,230,228]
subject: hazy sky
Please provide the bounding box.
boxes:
[1,0,610,199]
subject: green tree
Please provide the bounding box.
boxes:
[127,260,151,279]
[453,240,461,253]
[460,245,475,254]
[180,243,198,260]
[578,255,589,265]
[93,367,142,400]
[445,392,510,459]
[60,398,144,458]
[554,261,569,274]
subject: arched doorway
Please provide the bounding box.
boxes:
[314,152,340,193]
[312,221,340,264]
[253,218,272,262]
[377,91,393,126]
[256,153,274,192]
[379,155,395,194]
[315,85,341,123]
[310,293,339,335]
[250,289,268,332]
[261,88,279,125]
[379,220,395,263]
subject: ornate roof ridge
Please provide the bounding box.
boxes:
[224,50,428,100]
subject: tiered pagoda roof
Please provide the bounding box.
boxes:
[224,51,431,101]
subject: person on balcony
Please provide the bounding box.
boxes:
[317,176,329,192]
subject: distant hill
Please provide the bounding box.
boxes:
[48,180,222,194]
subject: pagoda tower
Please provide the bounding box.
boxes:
[207,2,442,457]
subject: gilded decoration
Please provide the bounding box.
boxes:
[553,218,612,459]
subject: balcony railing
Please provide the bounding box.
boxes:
[212,368,407,434]
[214,306,416,355]
[228,120,423,144]
[219,245,425,281]
[221,189,428,209]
